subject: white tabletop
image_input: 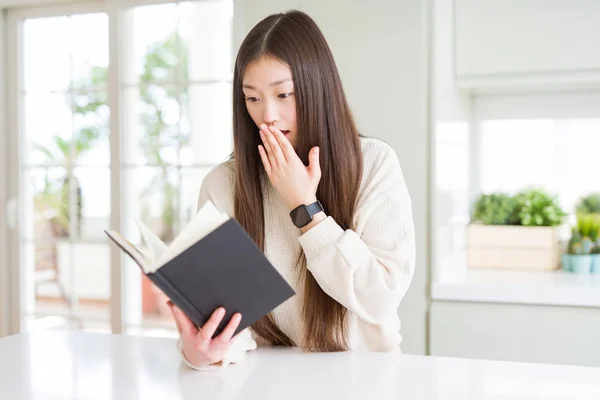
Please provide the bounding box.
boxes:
[1,330,600,400]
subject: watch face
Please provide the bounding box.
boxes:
[291,205,311,228]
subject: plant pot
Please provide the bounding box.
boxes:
[591,254,600,274]
[568,254,592,273]
[467,224,561,271]
[561,253,571,272]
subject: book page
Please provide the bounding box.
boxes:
[105,230,153,273]
[134,216,168,264]
[150,201,230,273]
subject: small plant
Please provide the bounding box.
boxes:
[567,227,583,254]
[472,193,516,225]
[576,193,600,215]
[577,213,595,238]
[512,188,566,227]
[579,213,600,254]
[567,214,600,255]
[582,237,595,254]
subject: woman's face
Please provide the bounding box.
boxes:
[242,56,298,149]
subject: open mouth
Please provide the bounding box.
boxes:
[281,130,290,136]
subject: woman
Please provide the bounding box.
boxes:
[168,9,415,370]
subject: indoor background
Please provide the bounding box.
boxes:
[1,0,599,369]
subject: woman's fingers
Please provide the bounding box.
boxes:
[263,125,286,165]
[258,145,272,175]
[214,313,242,346]
[259,128,277,168]
[270,126,295,160]
[176,309,243,367]
[168,303,182,335]
[198,307,226,342]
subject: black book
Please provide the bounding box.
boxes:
[105,202,295,338]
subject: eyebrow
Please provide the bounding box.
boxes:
[242,78,292,90]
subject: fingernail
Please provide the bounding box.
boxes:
[218,308,226,316]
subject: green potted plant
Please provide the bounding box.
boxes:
[511,188,566,227]
[564,213,600,273]
[472,193,516,225]
[467,187,567,271]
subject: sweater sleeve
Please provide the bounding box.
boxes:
[297,147,416,326]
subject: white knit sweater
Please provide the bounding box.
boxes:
[178,137,416,370]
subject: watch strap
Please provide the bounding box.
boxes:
[290,200,324,228]
[305,200,324,218]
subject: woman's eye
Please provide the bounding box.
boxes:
[278,93,293,99]
[246,96,259,102]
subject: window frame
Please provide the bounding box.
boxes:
[2,0,239,336]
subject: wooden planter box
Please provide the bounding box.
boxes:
[467,224,561,271]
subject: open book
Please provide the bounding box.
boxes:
[105,201,295,338]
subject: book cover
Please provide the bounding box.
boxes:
[105,202,295,337]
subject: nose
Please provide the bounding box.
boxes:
[262,99,279,125]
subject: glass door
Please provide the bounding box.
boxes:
[8,4,112,333]
[118,0,234,336]
[5,0,234,337]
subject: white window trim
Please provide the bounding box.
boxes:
[5,5,25,337]
[106,1,122,334]
[4,1,103,19]
[0,11,9,337]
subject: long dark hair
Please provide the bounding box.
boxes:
[233,10,363,352]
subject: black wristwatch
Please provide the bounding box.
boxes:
[290,200,324,229]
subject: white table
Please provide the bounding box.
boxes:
[1,330,599,400]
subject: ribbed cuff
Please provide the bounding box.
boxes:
[297,216,345,259]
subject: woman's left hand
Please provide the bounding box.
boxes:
[258,124,321,211]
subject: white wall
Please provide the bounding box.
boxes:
[0,11,8,337]
[238,0,431,354]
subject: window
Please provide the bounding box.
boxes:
[119,1,233,334]
[433,92,600,276]
[480,118,600,214]
[6,0,234,336]
[18,11,111,333]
